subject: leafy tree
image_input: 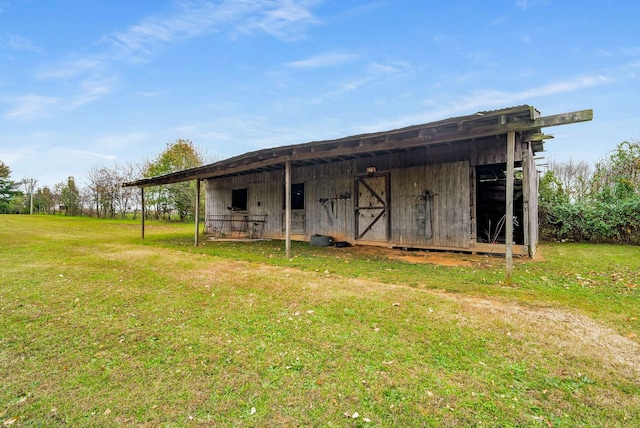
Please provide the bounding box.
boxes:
[538,170,569,207]
[0,161,21,214]
[592,140,639,202]
[538,170,568,241]
[144,139,204,221]
[55,177,81,216]
[33,186,55,214]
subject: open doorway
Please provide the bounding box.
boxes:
[476,163,524,245]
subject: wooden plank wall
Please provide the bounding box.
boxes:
[300,170,354,241]
[205,170,285,237]
[204,138,527,252]
[390,161,470,248]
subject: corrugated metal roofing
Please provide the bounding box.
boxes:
[123,105,591,187]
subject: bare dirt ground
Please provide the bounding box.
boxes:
[338,246,639,376]
[449,294,640,380]
[338,244,518,267]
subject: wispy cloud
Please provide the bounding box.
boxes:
[313,60,412,102]
[0,34,41,52]
[456,74,613,111]
[103,0,321,62]
[419,73,612,124]
[36,58,104,80]
[515,0,549,11]
[55,148,118,161]
[137,91,164,97]
[0,146,34,165]
[333,1,387,20]
[287,52,358,69]
[236,0,320,40]
[515,0,529,9]
[71,76,118,107]
[96,132,148,150]
[3,95,59,121]
[359,72,614,133]
[4,0,322,121]
[2,75,116,120]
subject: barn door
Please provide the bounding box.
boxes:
[355,173,390,242]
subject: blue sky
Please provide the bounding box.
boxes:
[1,0,638,188]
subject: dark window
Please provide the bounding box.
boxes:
[292,183,304,210]
[284,183,305,210]
[231,188,247,211]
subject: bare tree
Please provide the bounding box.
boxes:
[87,165,120,218]
[548,158,592,202]
[118,162,142,219]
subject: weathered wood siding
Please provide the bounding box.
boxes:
[204,138,527,252]
[205,170,286,237]
[290,160,356,241]
[390,161,470,248]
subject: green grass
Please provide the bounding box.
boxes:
[1,215,639,426]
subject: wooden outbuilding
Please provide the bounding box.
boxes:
[124,105,592,258]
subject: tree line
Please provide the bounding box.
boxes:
[539,140,640,244]
[0,139,206,221]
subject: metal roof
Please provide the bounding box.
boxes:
[123,105,592,188]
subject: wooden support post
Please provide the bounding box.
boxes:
[505,131,515,285]
[141,187,145,240]
[285,159,292,259]
[195,179,201,247]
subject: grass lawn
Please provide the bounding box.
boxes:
[1,215,639,426]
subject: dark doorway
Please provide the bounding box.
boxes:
[476,164,524,244]
[287,183,305,210]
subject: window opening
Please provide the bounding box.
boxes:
[284,183,305,210]
[231,188,247,211]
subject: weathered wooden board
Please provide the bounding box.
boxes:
[390,161,470,248]
[204,145,530,253]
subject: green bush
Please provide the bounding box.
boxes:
[540,195,640,244]
[540,141,640,245]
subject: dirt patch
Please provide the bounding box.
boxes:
[101,247,160,260]
[440,293,640,379]
[340,245,508,267]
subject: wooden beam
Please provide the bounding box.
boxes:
[195,179,201,247]
[534,109,593,128]
[285,159,291,259]
[141,187,145,240]
[505,131,515,285]
[522,133,554,142]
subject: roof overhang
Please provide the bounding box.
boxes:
[123,105,592,188]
